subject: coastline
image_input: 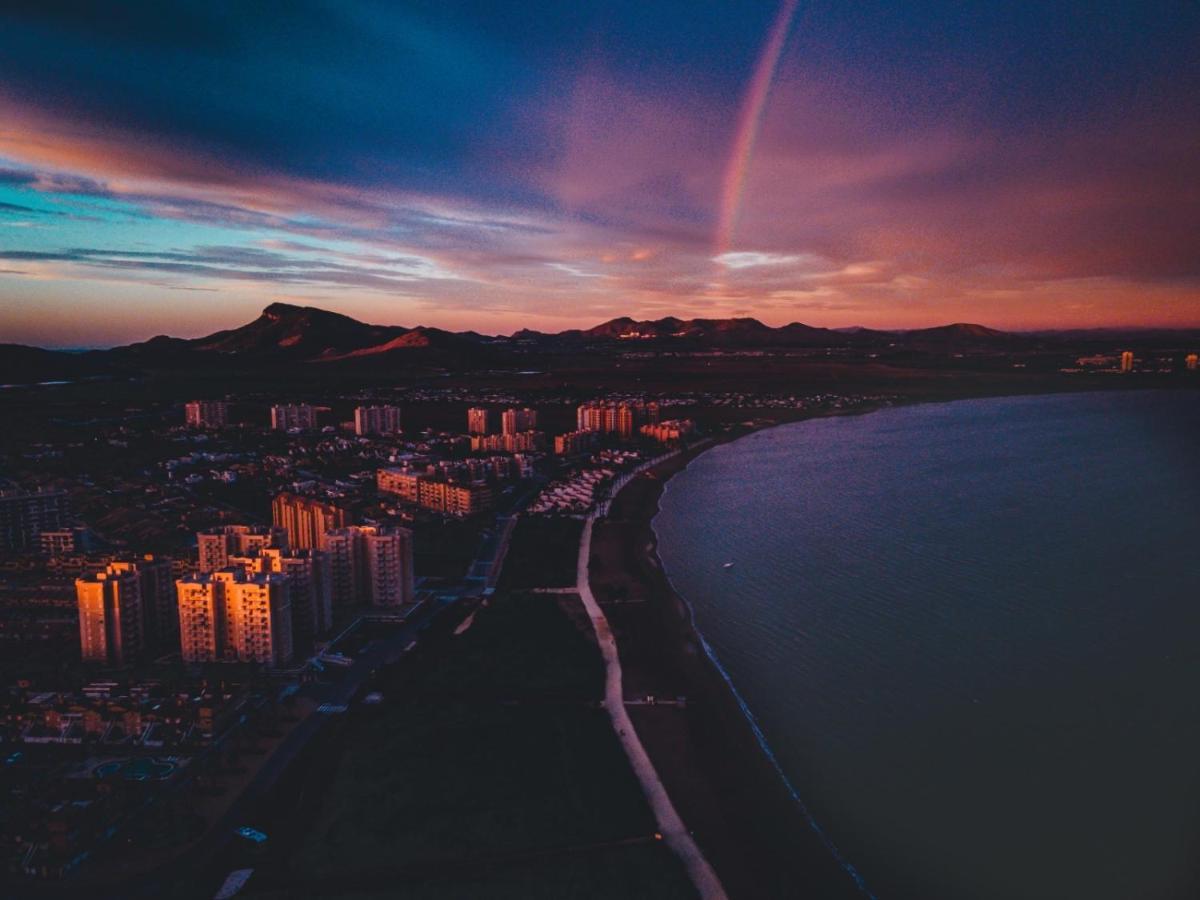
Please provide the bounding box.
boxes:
[589,410,885,900]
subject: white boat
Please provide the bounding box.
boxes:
[722,562,734,570]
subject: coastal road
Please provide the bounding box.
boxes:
[576,515,729,900]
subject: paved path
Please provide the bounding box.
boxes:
[576,516,728,900]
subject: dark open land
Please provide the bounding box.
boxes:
[211,591,696,900]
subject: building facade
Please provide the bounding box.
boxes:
[175,569,293,667]
[467,407,494,435]
[76,565,144,666]
[271,493,350,550]
[1,488,69,551]
[184,400,229,428]
[197,524,289,573]
[500,407,538,435]
[354,404,402,436]
[270,403,318,431]
[323,525,414,607]
[376,469,492,515]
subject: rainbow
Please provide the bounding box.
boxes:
[715,0,800,260]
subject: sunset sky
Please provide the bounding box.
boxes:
[1,1,1197,347]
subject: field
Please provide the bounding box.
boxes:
[240,591,695,899]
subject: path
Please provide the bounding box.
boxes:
[576,515,728,900]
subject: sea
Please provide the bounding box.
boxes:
[653,390,1200,900]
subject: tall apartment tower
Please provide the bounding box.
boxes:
[467,407,494,435]
[185,400,229,428]
[0,487,69,551]
[576,402,637,439]
[118,555,177,653]
[354,405,403,436]
[500,407,538,435]
[176,574,225,662]
[230,547,333,647]
[77,564,144,666]
[225,573,293,667]
[197,525,289,573]
[1185,353,1198,371]
[271,494,350,550]
[270,403,318,431]
[176,570,293,667]
[324,525,414,607]
[1120,351,1135,373]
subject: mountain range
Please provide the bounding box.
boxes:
[2,302,1195,384]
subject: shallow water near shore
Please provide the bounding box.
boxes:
[654,390,1200,900]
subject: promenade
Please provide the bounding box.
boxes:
[576,508,728,900]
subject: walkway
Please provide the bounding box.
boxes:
[576,515,728,900]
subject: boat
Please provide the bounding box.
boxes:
[722,562,734,570]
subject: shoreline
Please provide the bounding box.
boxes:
[595,386,1197,897]
[589,407,889,899]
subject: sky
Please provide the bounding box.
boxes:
[1,1,1197,347]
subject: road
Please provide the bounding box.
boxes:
[576,514,728,900]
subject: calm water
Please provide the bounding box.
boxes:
[654,391,1200,900]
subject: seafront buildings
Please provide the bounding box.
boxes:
[576,401,660,440]
[1187,353,1198,371]
[184,400,229,428]
[355,404,402,436]
[1120,351,1135,373]
[554,430,599,456]
[272,493,351,549]
[270,403,318,431]
[640,419,696,443]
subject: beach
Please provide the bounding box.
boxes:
[588,420,870,900]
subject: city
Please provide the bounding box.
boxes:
[1,2,1198,898]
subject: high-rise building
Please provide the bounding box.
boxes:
[1120,351,1135,373]
[640,419,696,443]
[1186,353,1198,371]
[0,487,68,551]
[500,407,538,435]
[177,575,222,663]
[354,405,403,436]
[224,573,293,667]
[176,569,293,667]
[271,493,350,550]
[230,547,333,646]
[128,555,178,653]
[467,407,494,435]
[77,564,144,666]
[554,430,599,456]
[197,525,289,572]
[185,400,229,428]
[576,402,639,439]
[323,526,414,607]
[270,403,318,431]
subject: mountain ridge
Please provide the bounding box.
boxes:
[4,302,1197,384]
